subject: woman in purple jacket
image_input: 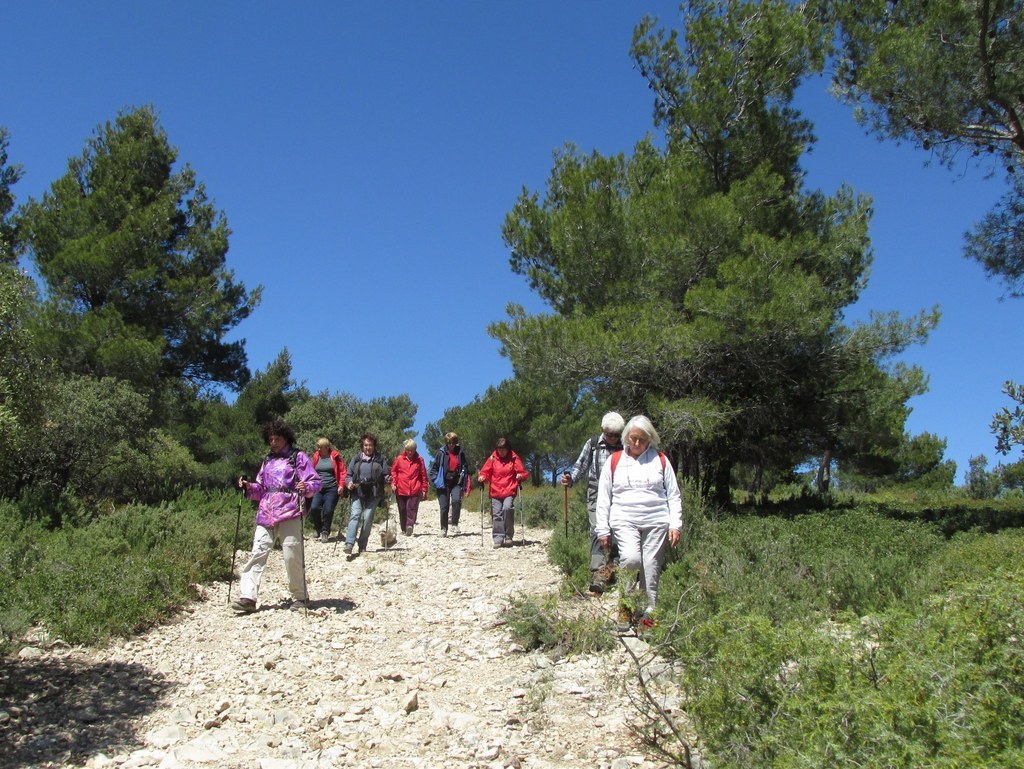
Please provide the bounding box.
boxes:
[233,419,321,613]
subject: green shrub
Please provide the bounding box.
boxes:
[519,485,569,528]
[546,519,592,595]
[0,489,242,652]
[503,593,614,658]
[658,509,944,635]
[857,489,1024,536]
[669,573,1024,768]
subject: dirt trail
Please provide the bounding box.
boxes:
[3,499,677,769]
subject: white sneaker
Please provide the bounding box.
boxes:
[450,525,460,536]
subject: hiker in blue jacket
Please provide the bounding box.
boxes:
[430,432,472,537]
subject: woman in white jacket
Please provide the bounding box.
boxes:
[595,415,682,619]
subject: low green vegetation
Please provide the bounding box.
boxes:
[0,489,239,653]
[529,491,1024,768]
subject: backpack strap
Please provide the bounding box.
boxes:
[610,450,623,479]
[609,450,666,481]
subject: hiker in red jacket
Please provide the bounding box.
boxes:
[390,439,429,537]
[477,437,529,548]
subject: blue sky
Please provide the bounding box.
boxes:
[6,2,1022,481]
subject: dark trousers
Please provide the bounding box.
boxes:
[437,484,463,529]
[309,486,339,536]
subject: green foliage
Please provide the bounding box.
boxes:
[502,594,615,658]
[0,127,22,263]
[967,454,1002,499]
[965,174,1024,298]
[831,0,1024,298]
[650,506,1024,768]
[0,489,240,653]
[493,1,937,504]
[423,378,595,485]
[287,389,417,461]
[633,0,828,188]
[19,106,261,392]
[657,509,945,635]
[519,485,572,528]
[0,264,51,494]
[841,430,958,492]
[831,0,1024,173]
[544,495,593,595]
[855,490,1024,536]
[993,379,1024,456]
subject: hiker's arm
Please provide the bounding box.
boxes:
[296,452,322,498]
[663,458,683,531]
[565,439,591,486]
[594,459,613,542]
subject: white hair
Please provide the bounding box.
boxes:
[624,415,660,448]
[403,438,417,451]
[601,412,625,433]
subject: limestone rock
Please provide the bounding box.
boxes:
[2,500,671,769]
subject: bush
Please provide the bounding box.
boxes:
[0,489,242,653]
[519,485,570,528]
[640,501,1024,768]
[657,508,944,640]
[857,489,1024,536]
[503,593,615,658]
[546,517,592,595]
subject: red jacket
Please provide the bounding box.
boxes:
[310,449,347,491]
[478,450,528,498]
[390,452,428,496]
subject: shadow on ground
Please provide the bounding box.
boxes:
[0,655,171,768]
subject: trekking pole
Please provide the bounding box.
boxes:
[563,482,569,538]
[334,495,347,555]
[227,475,246,603]
[297,494,309,617]
[479,484,485,548]
[519,485,526,546]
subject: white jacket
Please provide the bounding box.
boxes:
[595,447,683,538]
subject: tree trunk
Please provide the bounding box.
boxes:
[816,449,833,493]
[713,461,732,508]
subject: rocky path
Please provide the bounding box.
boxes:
[2,500,675,769]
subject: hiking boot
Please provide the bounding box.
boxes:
[493,539,503,548]
[589,563,617,593]
[450,525,460,536]
[231,597,256,613]
[614,605,635,633]
[288,598,309,612]
[320,532,329,543]
[440,529,448,538]
[343,543,353,554]
[404,526,413,537]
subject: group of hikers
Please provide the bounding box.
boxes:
[231,412,683,627]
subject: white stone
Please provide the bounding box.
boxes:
[146,725,187,748]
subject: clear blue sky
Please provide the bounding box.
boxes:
[6,2,1022,481]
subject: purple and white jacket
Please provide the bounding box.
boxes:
[245,449,322,528]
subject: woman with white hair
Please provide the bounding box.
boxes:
[595,415,682,622]
[390,439,429,536]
